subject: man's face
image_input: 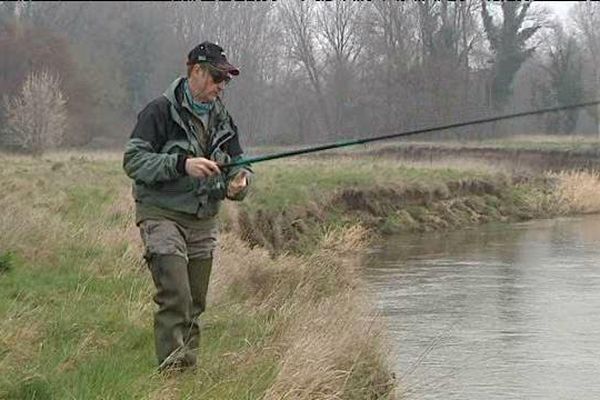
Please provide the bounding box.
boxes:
[188,64,230,102]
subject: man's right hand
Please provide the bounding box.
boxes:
[184,157,221,178]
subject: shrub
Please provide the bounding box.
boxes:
[2,70,68,155]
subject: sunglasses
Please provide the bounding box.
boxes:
[206,64,231,85]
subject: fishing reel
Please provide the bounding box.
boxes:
[205,173,227,201]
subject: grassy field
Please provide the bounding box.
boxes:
[446,135,600,151]
[353,136,600,155]
[247,135,600,158]
[1,151,600,399]
[0,153,395,399]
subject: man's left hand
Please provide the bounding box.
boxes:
[227,170,249,198]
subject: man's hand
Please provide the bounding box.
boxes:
[227,170,249,199]
[185,157,221,178]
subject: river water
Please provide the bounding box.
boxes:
[365,215,600,399]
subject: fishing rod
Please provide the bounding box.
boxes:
[220,99,600,169]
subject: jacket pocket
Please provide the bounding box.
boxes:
[156,176,194,193]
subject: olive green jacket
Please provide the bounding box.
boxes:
[123,77,251,219]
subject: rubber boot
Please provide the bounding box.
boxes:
[182,257,213,367]
[148,254,193,370]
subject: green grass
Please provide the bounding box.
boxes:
[0,154,393,399]
[0,251,17,274]
[0,156,285,400]
[246,157,490,212]
[0,252,280,399]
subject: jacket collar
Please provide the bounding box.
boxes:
[163,77,185,106]
[162,77,233,156]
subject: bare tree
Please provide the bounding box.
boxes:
[416,2,485,129]
[279,1,332,137]
[356,3,416,133]
[0,2,17,28]
[166,3,281,145]
[534,25,584,134]
[316,1,364,137]
[572,2,600,136]
[2,70,68,155]
[1,1,583,148]
[481,1,541,110]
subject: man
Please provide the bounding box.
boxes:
[123,41,252,372]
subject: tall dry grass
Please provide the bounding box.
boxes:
[213,226,366,310]
[263,296,391,400]
[214,226,395,399]
[552,170,600,214]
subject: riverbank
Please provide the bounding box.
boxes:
[1,151,599,399]
[232,156,600,255]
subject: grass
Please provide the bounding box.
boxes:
[246,157,493,212]
[0,152,394,399]
[245,136,600,166]
[0,251,16,274]
[552,170,600,214]
[473,135,600,151]
[2,149,600,399]
[365,135,600,152]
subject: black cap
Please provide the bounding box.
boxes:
[187,41,240,76]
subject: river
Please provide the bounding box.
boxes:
[365,215,600,399]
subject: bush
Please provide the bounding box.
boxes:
[2,70,68,155]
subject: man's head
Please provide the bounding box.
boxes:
[186,41,239,102]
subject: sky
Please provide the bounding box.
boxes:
[534,1,577,21]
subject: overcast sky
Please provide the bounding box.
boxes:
[535,0,576,21]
